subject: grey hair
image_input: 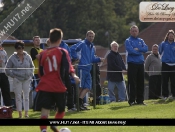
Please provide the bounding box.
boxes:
[152,44,159,48]
[110,41,119,47]
[130,25,138,31]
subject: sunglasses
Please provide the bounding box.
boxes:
[16,47,24,50]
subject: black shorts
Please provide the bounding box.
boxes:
[34,91,66,113]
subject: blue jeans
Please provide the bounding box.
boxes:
[108,80,126,102]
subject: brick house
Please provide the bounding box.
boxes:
[96,22,175,86]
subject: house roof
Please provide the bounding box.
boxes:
[138,22,175,51]
[0,32,17,41]
[118,22,175,53]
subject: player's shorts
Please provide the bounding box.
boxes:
[78,69,91,90]
[33,91,66,113]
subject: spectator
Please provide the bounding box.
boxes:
[59,41,77,112]
[5,41,34,118]
[71,30,104,110]
[159,29,175,100]
[107,41,127,102]
[0,44,11,106]
[34,28,79,132]
[30,36,43,102]
[125,25,148,106]
[90,62,101,104]
[145,44,161,99]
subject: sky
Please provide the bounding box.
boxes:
[0,0,3,8]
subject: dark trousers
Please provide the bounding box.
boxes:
[127,63,144,103]
[71,83,76,105]
[149,75,161,99]
[161,63,175,97]
[0,73,11,106]
[65,73,74,109]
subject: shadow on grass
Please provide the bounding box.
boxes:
[27,111,41,119]
[109,105,129,110]
[154,99,174,104]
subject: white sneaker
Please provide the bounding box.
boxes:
[163,97,168,100]
[83,103,89,106]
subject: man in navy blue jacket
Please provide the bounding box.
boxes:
[107,41,127,102]
[71,30,104,110]
[59,41,78,112]
[125,25,148,106]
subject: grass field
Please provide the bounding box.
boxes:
[1,98,175,132]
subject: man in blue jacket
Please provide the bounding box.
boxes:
[125,25,148,106]
[59,41,78,112]
[159,30,175,100]
[71,30,104,110]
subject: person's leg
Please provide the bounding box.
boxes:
[51,92,67,132]
[0,73,11,106]
[170,65,175,97]
[40,108,50,132]
[55,92,66,119]
[116,81,126,101]
[22,78,31,117]
[32,74,40,102]
[107,80,116,102]
[39,91,55,132]
[78,69,88,109]
[13,78,23,118]
[72,83,76,105]
[79,70,91,110]
[149,75,157,99]
[155,75,162,98]
[65,75,74,110]
[127,63,138,105]
[162,63,170,98]
[136,64,145,104]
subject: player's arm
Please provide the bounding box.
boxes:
[30,48,39,60]
[61,49,80,84]
[38,53,44,77]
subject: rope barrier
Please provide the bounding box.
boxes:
[0,66,174,72]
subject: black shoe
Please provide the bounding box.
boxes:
[137,102,146,105]
[79,105,90,111]
[128,102,136,106]
[50,126,58,132]
[83,106,90,110]
[79,105,86,111]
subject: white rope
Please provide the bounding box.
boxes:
[0,68,37,69]
[99,70,175,72]
[0,67,175,72]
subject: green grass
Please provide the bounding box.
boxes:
[1,99,175,132]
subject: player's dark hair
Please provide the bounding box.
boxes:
[49,28,63,43]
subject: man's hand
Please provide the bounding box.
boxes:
[36,54,40,60]
[73,75,80,84]
[134,48,139,51]
[122,70,127,74]
[100,58,105,62]
[72,59,79,65]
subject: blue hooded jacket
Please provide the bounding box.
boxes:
[125,36,148,64]
[59,41,71,59]
[159,40,175,63]
[70,39,101,71]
